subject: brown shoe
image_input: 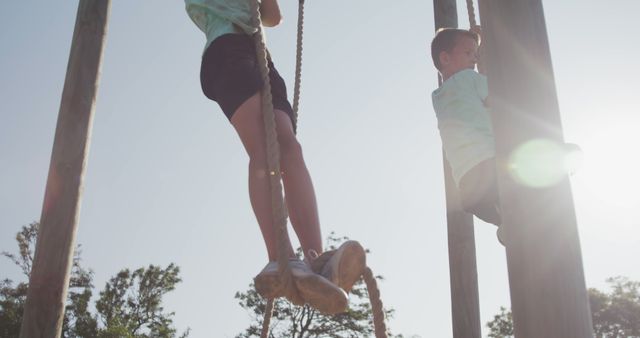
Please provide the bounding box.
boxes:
[254,261,284,299]
[289,259,348,314]
[312,241,366,293]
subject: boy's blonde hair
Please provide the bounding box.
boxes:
[431,28,480,71]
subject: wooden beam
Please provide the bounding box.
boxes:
[20,1,111,337]
[444,159,482,338]
[476,0,594,337]
[433,1,482,337]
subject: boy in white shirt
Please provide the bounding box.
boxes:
[431,28,502,242]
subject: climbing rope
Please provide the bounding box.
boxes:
[465,0,485,74]
[364,267,389,338]
[251,1,388,337]
[260,298,274,338]
[465,0,478,29]
[249,0,299,308]
[291,0,305,133]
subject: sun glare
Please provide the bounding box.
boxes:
[508,138,580,188]
[570,115,640,211]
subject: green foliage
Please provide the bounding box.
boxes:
[0,222,189,338]
[486,277,640,338]
[235,233,403,338]
[0,279,27,338]
[95,263,186,337]
[486,307,513,338]
[590,276,640,338]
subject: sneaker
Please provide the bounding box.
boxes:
[289,259,348,314]
[254,261,283,299]
[311,241,366,293]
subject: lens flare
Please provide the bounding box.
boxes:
[563,143,584,176]
[508,139,580,188]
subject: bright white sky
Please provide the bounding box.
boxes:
[1,1,639,337]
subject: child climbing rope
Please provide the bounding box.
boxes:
[430,28,504,244]
[184,0,365,313]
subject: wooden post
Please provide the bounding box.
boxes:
[433,1,482,337]
[20,1,110,337]
[476,0,594,337]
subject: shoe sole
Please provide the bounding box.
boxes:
[328,241,366,292]
[254,274,282,299]
[294,273,348,314]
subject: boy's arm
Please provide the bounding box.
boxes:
[260,0,282,27]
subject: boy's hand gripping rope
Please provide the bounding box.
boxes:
[465,0,486,74]
[250,1,387,337]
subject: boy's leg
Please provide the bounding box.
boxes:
[459,158,502,226]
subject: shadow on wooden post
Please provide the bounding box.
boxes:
[477,0,594,336]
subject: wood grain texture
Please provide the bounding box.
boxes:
[433,1,482,337]
[477,0,594,336]
[20,1,111,337]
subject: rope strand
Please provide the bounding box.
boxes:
[364,267,388,338]
[254,2,388,337]
[465,0,478,28]
[261,299,275,338]
[250,0,296,303]
[291,0,305,133]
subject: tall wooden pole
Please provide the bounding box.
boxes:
[20,1,110,337]
[433,1,482,337]
[476,0,594,337]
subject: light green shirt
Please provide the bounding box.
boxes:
[185,0,258,51]
[432,69,496,186]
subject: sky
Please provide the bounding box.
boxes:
[1,1,639,337]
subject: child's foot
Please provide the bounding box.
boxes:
[311,240,366,293]
[289,259,348,314]
[254,261,283,299]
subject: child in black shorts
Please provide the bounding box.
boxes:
[185,0,365,313]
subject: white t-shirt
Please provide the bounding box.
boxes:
[432,69,496,186]
[185,0,258,51]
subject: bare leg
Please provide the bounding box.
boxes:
[231,93,323,261]
[231,93,295,261]
[273,111,323,260]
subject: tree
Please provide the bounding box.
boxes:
[486,277,640,338]
[1,222,94,338]
[590,277,640,337]
[94,264,188,338]
[486,307,513,338]
[235,234,405,338]
[0,222,189,337]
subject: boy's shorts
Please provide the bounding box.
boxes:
[200,33,294,122]
[458,157,501,226]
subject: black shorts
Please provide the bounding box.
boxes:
[200,33,294,121]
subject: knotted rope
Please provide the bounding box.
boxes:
[465,0,478,29]
[465,0,485,74]
[364,267,388,338]
[250,0,299,309]
[290,0,305,132]
[251,1,387,337]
